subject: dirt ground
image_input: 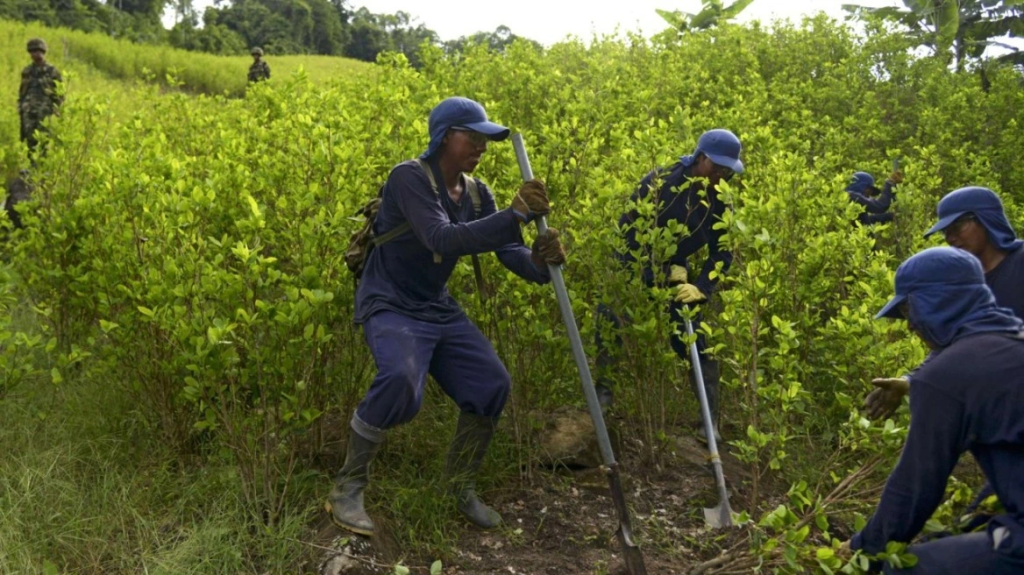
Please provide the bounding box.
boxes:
[308,411,755,575]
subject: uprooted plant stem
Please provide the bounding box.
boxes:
[689,454,892,575]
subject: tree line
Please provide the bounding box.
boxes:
[0,0,538,64]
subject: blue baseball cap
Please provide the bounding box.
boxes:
[695,129,744,174]
[875,246,1021,346]
[923,187,1023,252]
[875,246,985,320]
[420,97,510,159]
[845,172,875,194]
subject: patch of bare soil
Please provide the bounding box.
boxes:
[310,410,756,575]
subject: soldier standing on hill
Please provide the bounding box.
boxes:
[248,47,270,83]
[18,38,63,156]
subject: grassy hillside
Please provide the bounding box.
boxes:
[1,12,1023,575]
[0,18,371,175]
[0,19,371,97]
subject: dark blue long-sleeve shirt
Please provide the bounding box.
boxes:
[988,244,1024,320]
[354,159,550,324]
[616,160,732,296]
[849,180,895,225]
[852,332,1024,556]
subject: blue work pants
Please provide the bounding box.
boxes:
[354,311,511,430]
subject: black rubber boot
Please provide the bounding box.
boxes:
[692,359,722,444]
[326,425,383,536]
[445,412,502,529]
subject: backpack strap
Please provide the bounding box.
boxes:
[462,176,488,301]
[411,158,489,301]
[464,177,482,219]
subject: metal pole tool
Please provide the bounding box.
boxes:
[683,316,734,528]
[511,133,648,575]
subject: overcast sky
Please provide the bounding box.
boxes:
[345,0,901,45]
[172,0,904,44]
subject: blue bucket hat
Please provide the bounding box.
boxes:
[923,186,1023,251]
[845,172,875,194]
[875,246,1022,347]
[420,97,510,159]
[694,129,744,174]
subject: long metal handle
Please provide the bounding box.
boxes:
[684,317,732,513]
[511,133,617,467]
[512,133,647,574]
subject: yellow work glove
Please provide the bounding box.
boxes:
[887,170,904,185]
[669,265,688,285]
[674,283,706,303]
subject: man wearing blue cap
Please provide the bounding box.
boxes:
[845,246,1024,574]
[595,128,744,443]
[866,186,1024,417]
[864,186,1024,527]
[327,96,566,536]
[845,170,903,225]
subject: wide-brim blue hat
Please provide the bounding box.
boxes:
[421,97,510,159]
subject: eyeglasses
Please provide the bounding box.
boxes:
[710,163,734,179]
[450,127,489,147]
[943,214,977,238]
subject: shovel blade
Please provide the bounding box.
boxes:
[615,526,649,575]
[704,502,734,529]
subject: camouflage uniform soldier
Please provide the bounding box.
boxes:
[19,38,63,154]
[248,47,270,83]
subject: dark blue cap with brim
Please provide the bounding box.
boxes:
[421,97,510,159]
[695,129,745,174]
[924,211,968,237]
[875,293,908,320]
[922,187,1024,252]
[845,171,875,194]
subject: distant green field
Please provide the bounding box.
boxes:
[0,18,372,174]
[0,18,372,98]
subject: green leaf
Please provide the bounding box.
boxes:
[393,565,410,575]
[99,320,120,333]
[816,513,830,531]
[935,0,960,54]
[430,560,443,575]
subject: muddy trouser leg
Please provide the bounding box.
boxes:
[593,302,623,408]
[670,301,720,441]
[429,314,511,528]
[328,311,442,535]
